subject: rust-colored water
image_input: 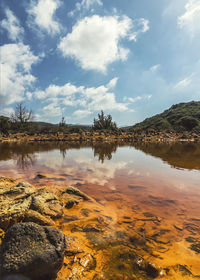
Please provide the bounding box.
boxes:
[0,141,200,279]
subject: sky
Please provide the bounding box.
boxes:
[0,0,200,126]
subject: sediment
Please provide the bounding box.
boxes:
[0,176,200,280]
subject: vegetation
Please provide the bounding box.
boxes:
[0,116,10,135]
[93,110,117,131]
[130,101,200,133]
[1,101,200,136]
[11,103,33,123]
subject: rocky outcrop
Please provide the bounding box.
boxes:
[0,180,92,230]
[0,222,66,280]
[31,192,63,219]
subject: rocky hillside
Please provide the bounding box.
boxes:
[131,101,200,132]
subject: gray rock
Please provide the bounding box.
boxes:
[0,222,66,280]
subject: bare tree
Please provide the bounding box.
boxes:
[59,116,66,127]
[11,103,33,123]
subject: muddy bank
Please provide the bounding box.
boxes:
[0,131,200,144]
[0,176,200,279]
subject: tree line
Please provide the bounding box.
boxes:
[0,103,118,135]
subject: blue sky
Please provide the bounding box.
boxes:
[0,0,200,126]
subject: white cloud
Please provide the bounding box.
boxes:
[69,0,103,17]
[27,0,61,35]
[128,96,142,103]
[178,0,200,34]
[76,0,102,10]
[73,109,92,118]
[0,43,39,106]
[129,18,150,42]
[59,15,134,72]
[0,107,15,117]
[31,78,130,119]
[33,83,84,100]
[43,102,61,117]
[0,8,24,42]
[124,94,152,103]
[86,86,128,111]
[174,76,193,89]
[107,77,118,89]
[150,64,160,72]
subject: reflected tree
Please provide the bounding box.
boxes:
[13,153,36,170]
[93,142,118,163]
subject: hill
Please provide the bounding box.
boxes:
[130,101,200,133]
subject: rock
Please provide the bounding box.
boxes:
[190,242,200,253]
[0,196,32,230]
[0,182,35,198]
[63,186,91,201]
[61,192,83,209]
[31,192,63,219]
[35,173,46,179]
[136,257,161,278]
[24,209,55,226]
[0,222,66,280]
[0,182,36,229]
[79,254,96,269]
[64,195,82,209]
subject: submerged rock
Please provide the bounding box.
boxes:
[0,222,66,280]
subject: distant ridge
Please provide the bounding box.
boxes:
[130,101,200,132]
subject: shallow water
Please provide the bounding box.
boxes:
[0,141,200,278]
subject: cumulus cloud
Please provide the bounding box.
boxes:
[178,0,200,35]
[31,78,129,119]
[0,43,39,106]
[0,8,24,41]
[59,15,149,72]
[27,0,61,35]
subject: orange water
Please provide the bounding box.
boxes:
[0,142,200,278]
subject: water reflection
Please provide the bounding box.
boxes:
[92,142,117,163]
[13,153,36,170]
[133,142,200,170]
[0,141,200,171]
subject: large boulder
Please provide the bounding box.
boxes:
[0,222,66,280]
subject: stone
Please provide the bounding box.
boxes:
[0,222,66,280]
[63,186,91,201]
[0,196,32,230]
[61,193,83,209]
[24,209,55,226]
[31,192,63,219]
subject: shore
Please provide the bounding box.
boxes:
[0,131,200,143]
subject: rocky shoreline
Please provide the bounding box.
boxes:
[0,131,200,144]
[0,176,200,280]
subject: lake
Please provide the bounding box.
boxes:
[0,141,200,278]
